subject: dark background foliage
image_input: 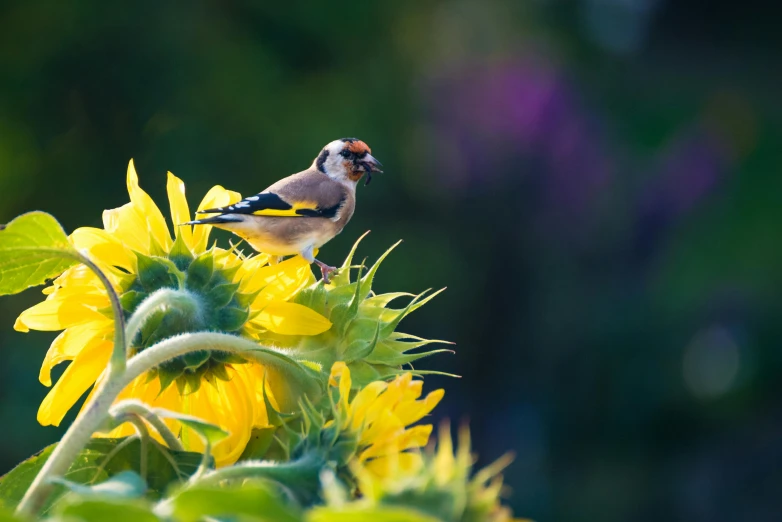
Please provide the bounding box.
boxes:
[1,1,781,520]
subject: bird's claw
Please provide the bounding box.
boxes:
[314,260,339,284]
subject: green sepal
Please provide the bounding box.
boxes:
[211,351,247,365]
[185,252,214,291]
[204,281,240,309]
[177,370,204,395]
[234,289,261,308]
[134,252,180,292]
[216,263,241,282]
[294,282,328,311]
[342,322,381,363]
[181,350,211,371]
[168,232,195,271]
[208,362,232,382]
[119,290,146,314]
[217,306,250,332]
[358,240,401,301]
[344,360,384,387]
[155,368,181,395]
[330,230,370,287]
[147,233,169,258]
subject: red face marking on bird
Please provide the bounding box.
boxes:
[346,140,371,155]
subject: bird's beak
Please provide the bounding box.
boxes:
[364,154,383,173]
[361,154,383,186]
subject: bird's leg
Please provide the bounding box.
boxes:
[314,259,338,284]
[301,245,338,284]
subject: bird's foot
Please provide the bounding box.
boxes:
[314,259,338,284]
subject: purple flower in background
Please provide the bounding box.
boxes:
[423,59,613,216]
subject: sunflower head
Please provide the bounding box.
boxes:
[285,362,443,490]
[257,235,452,391]
[14,161,332,466]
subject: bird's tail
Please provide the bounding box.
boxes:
[181,215,242,226]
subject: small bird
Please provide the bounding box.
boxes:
[184,138,382,283]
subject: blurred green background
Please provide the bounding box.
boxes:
[1,1,781,520]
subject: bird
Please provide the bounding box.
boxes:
[183,138,382,283]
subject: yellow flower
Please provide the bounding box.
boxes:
[338,424,523,522]
[328,361,444,478]
[14,160,332,466]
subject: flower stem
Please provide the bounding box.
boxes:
[75,251,127,374]
[112,412,151,482]
[110,400,184,452]
[16,331,316,517]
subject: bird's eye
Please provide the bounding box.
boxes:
[340,149,352,158]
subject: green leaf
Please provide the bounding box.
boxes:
[56,497,160,522]
[170,482,301,522]
[0,211,78,295]
[0,506,22,522]
[0,438,202,513]
[152,410,229,446]
[238,427,277,461]
[306,506,440,522]
[51,471,147,499]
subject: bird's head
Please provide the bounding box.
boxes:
[313,138,383,186]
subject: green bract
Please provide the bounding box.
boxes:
[260,236,452,389]
[121,236,258,393]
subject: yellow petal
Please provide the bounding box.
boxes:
[363,452,422,479]
[246,256,312,304]
[252,301,332,335]
[361,408,405,446]
[102,203,150,253]
[39,323,112,386]
[166,172,195,250]
[193,185,242,253]
[126,159,172,250]
[180,366,256,467]
[393,389,444,426]
[361,424,433,460]
[70,227,134,271]
[349,381,388,430]
[37,340,112,426]
[15,294,110,332]
[328,362,352,414]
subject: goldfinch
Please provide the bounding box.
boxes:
[184,138,382,283]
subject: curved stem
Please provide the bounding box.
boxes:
[112,412,150,482]
[75,251,126,374]
[110,400,184,452]
[16,331,315,516]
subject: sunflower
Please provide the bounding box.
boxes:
[319,424,523,522]
[327,361,444,478]
[14,160,332,466]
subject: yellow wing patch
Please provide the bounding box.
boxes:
[252,201,319,217]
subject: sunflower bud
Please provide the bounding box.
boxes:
[258,236,453,389]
